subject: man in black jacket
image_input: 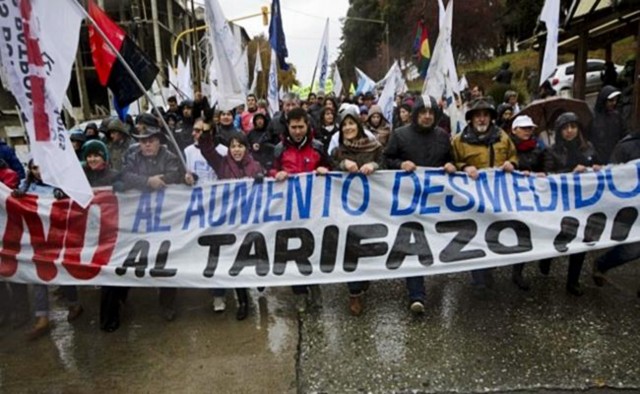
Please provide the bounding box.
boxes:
[592,130,640,293]
[384,95,456,315]
[122,117,185,321]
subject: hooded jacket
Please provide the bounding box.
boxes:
[609,132,640,164]
[366,105,392,146]
[247,113,275,170]
[587,85,627,163]
[384,96,453,169]
[544,112,599,173]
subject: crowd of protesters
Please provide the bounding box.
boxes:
[0,78,639,340]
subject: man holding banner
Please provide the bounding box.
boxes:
[384,95,456,314]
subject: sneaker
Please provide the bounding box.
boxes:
[212,297,226,313]
[67,305,84,322]
[349,295,363,316]
[295,294,308,314]
[409,300,425,315]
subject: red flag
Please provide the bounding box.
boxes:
[87,0,159,108]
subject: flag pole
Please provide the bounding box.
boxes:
[70,0,188,171]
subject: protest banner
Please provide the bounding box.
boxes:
[1,162,639,288]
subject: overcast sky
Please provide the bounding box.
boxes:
[214,0,350,87]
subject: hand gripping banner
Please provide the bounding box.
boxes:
[1,162,639,288]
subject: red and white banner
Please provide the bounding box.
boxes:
[1,164,639,288]
[0,0,92,207]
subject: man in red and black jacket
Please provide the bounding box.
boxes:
[270,107,330,313]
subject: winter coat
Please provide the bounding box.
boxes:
[198,132,263,180]
[108,138,132,172]
[544,114,600,174]
[366,105,392,147]
[121,145,184,191]
[494,62,512,85]
[587,85,627,163]
[215,123,242,147]
[83,165,121,188]
[0,140,25,179]
[609,132,640,164]
[385,96,452,169]
[452,124,518,170]
[174,117,195,151]
[266,112,289,145]
[269,134,330,177]
[511,136,545,172]
[247,124,275,171]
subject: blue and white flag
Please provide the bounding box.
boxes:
[269,0,289,71]
[355,67,376,95]
[315,19,330,91]
[268,49,279,117]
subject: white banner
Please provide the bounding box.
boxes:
[2,163,640,287]
[0,0,92,207]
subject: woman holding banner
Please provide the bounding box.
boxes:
[198,123,264,321]
[543,112,602,296]
[331,104,384,316]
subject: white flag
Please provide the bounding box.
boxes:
[315,19,330,92]
[167,60,178,97]
[249,44,262,94]
[423,0,458,101]
[355,67,376,95]
[268,49,279,117]
[177,57,193,100]
[539,0,560,86]
[0,0,92,207]
[232,24,249,94]
[437,0,446,30]
[377,61,402,126]
[332,66,343,97]
[205,0,245,110]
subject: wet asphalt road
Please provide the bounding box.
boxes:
[1,253,639,393]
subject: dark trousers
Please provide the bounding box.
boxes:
[567,252,586,286]
[0,282,29,322]
[100,286,129,330]
[596,242,640,273]
[159,287,177,309]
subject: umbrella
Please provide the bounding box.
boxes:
[518,97,593,132]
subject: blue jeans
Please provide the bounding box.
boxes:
[596,242,640,273]
[405,276,425,302]
[34,285,79,317]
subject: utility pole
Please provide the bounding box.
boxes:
[190,0,201,92]
[150,0,163,72]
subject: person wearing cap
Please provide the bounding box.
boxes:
[586,85,627,164]
[384,95,456,315]
[106,118,132,172]
[83,122,101,142]
[269,107,330,314]
[331,103,384,316]
[122,113,185,322]
[452,97,518,289]
[509,115,546,291]
[80,139,126,332]
[542,112,601,296]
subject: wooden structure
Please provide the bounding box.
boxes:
[525,0,640,128]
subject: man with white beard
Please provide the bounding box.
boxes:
[451,97,518,289]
